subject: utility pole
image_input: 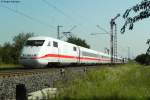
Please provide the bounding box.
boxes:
[110,14,120,64]
[114,23,117,63]
[57,25,63,39]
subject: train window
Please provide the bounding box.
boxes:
[47,41,51,46]
[25,40,45,46]
[82,51,98,57]
[73,47,77,51]
[53,41,58,47]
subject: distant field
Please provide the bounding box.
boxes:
[55,63,150,100]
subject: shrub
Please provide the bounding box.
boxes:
[135,54,150,65]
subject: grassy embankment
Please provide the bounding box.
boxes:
[54,63,150,100]
[0,64,22,70]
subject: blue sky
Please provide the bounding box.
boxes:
[0,0,149,58]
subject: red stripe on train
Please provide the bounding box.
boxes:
[32,54,110,61]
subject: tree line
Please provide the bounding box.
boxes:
[0,33,34,64]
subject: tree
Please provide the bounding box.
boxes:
[146,39,150,54]
[1,42,14,64]
[135,53,150,65]
[0,33,34,64]
[121,0,150,34]
[66,36,90,48]
[121,0,150,61]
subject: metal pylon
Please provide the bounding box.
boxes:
[114,23,117,63]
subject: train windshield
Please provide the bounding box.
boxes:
[25,40,45,46]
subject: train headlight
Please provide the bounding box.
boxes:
[21,54,25,57]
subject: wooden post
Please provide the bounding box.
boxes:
[16,84,27,100]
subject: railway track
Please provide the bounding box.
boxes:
[0,68,60,78]
[0,64,115,78]
[0,65,99,77]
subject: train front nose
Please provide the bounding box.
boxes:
[19,39,46,68]
[19,54,44,68]
[19,58,39,68]
[19,46,42,68]
[20,58,47,68]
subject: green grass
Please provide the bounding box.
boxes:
[54,63,150,100]
[0,64,22,70]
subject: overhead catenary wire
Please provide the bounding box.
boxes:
[41,0,85,38]
[0,5,56,29]
[41,0,73,21]
[41,0,92,26]
[41,0,83,27]
[90,25,109,35]
[96,25,109,34]
[68,25,77,32]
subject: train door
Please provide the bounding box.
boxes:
[73,46,79,63]
[46,41,51,63]
[77,47,80,63]
[52,41,59,62]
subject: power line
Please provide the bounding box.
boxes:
[41,0,72,20]
[96,25,109,34]
[41,0,83,27]
[41,0,104,37]
[68,25,77,32]
[0,5,55,29]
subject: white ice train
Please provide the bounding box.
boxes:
[19,36,123,68]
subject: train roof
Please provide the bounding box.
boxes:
[28,36,57,41]
[27,36,77,46]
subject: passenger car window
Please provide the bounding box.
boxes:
[73,47,77,51]
[53,41,58,47]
